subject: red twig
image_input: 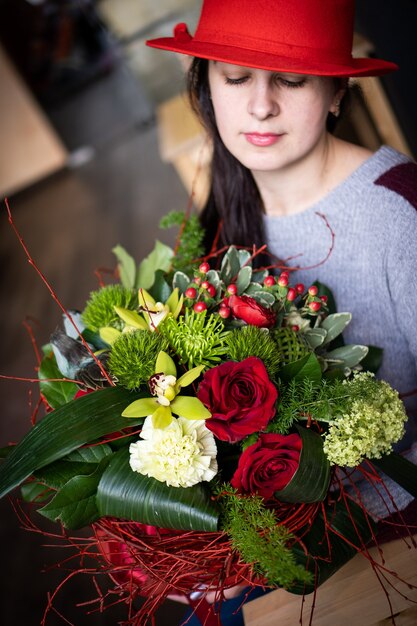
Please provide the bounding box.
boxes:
[4,198,114,387]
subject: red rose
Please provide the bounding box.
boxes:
[228,295,276,328]
[231,432,302,499]
[197,357,277,443]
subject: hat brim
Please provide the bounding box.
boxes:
[146,37,398,77]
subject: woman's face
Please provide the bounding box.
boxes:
[208,61,342,175]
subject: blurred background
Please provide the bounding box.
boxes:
[0,1,416,624]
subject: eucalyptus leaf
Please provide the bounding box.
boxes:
[275,426,330,503]
[39,459,110,529]
[112,245,137,289]
[251,270,269,284]
[206,269,221,290]
[303,328,327,350]
[236,266,252,295]
[249,290,276,307]
[238,249,252,267]
[39,354,77,409]
[97,450,219,531]
[220,247,240,284]
[173,271,191,294]
[0,387,142,499]
[320,313,352,346]
[136,240,174,290]
[360,345,383,374]
[325,344,368,369]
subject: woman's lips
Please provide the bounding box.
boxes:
[244,133,283,146]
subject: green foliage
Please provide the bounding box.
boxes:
[159,211,205,275]
[38,352,77,408]
[218,487,311,587]
[159,310,230,369]
[272,327,310,365]
[108,330,168,390]
[225,326,282,380]
[82,285,137,332]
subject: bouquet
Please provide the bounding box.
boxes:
[0,210,416,625]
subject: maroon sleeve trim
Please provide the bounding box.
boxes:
[375,162,417,210]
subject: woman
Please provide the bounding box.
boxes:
[147,0,417,621]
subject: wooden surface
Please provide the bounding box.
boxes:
[0,44,68,198]
[243,536,417,626]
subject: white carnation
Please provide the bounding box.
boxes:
[129,415,218,487]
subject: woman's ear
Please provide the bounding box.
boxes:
[330,78,348,117]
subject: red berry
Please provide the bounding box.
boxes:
[278,276,289,287]
[308,285,318,296]
[207,285,217,298]
[320,295,328,303]
[194,276,201,286]
[291,325,300,332]
[308,301,321,312]
[286,287,297,302]
[185,287,197,299]
[280,271,290,279]
[295,283,305,294]
[218,306,231,319]
[201,280,210,289]
[227,284,238,295]
[193,301,207,313]
[263,275,275,287]
[199,262,210,274]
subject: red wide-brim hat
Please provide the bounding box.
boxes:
[147,0,397,77]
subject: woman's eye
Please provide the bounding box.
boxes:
[278,78,306,88]
[224,76,249,86]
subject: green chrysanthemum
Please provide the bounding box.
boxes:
[272,327,310,365]
[108,330,168,390]
[226,326,282,379]
[82,285,137,332]
[159,310,230,369]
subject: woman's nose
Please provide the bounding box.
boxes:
[247,83,280,120]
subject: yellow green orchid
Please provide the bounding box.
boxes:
[100,288,183,345]
[122,350,211,429]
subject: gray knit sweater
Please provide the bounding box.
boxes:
[265,146,417,451]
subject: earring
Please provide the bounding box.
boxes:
[332,101,341,118]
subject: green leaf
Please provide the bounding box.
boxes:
[39,459,110,529]
[39,354,77,409]
[112,245,137,289]
[206,269,221,291]
[97,450,219,531]
[122,396,159,418]
[238,249,251,267]
[325,344,368,368]
[149,270,172,303]
[21,481,51,503]
[275,426,330,503]
[248,290,276,307]
[320,313,352,346]
[360,345,383,374]
[251,270,269,284]
[278,353,322,384]
[136,240,174,290]
[236,266,252,295]
[66,443,113,463]
[0,387,142,499]
[373,453,417,498]
[171,396,212,420]
[99,326,122,345]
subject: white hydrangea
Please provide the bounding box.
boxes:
[323,376,407,467]
[129,416,218,487]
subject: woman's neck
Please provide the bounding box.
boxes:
[253,135,372,217]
